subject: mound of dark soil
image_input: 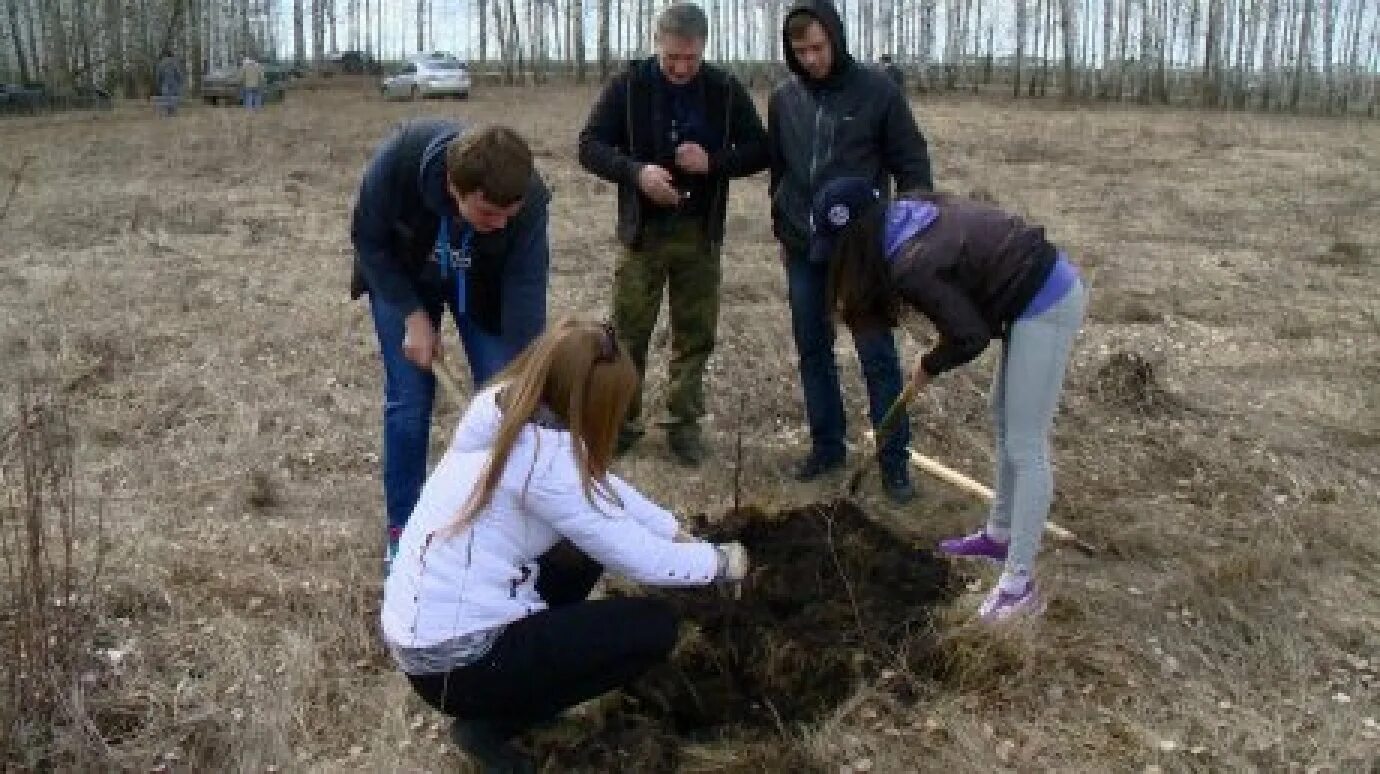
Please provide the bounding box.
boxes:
[1094,351,1180,413]
[542,500,958,772]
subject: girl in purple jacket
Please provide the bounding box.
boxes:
[813,177,1087,622]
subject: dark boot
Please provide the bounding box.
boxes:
[793,448,845,482]
[450,718,534,774]
[880,460,917,504]
[667,425,706,467]
[615,427,642,457]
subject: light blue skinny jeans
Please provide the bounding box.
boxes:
[987,278,1087,578]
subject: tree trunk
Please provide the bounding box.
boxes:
[596,0,609,79]
[1059,0,1075,99]
[477,0,487,63]
[73,0,94,83]
[1079,0,1092,96]
[414,0,423,53]
[1040,0,1053,96]
[43,0,71,89]
[7,0,31,83]
[1258,0,1278,108]
[294,0,305,64]
[572,0,584,82]
[187,0,200,92]
[1343,0,1367,111]
[1116,0,1129,98]
[1202,0,1219,105]
[104,0,124,92]
[1321,0,1336,112]
[1158,0,1174,102]
[1367,5,1379,117]
[1015,0,1025,96]
[493,0,507,80]
[1100,0,1113,96]
[1139,0,1152,102]
[529,0,541,83]
[1289,0,1311,110]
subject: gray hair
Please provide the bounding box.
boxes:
[656,2,709,41]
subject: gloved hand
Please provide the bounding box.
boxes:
[713,542,750,583]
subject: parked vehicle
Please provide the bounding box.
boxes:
[325,50,381,76]
[0,83,111,115]
[380,55,471,100]
[0,83,45,114]
[201,66,288,106]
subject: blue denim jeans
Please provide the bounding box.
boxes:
[242,87,263,109]
[369,291,514,533]
[785,249,909,469]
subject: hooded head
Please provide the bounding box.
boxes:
[782,0,851,84]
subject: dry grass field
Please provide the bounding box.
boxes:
[1,80,1377,772]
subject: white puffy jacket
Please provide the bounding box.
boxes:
[380,386,718,649]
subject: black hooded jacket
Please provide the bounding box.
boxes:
[768,0,934,255]
[579,57,769,248]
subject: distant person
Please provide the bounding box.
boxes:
[814,178,1087,622]
[382,319,750,772]
[240,56,266,110]
[879,54,905,89]
[155,49,184,117]
[350,120,551,567]
[578,2,768,466]
[769,0,933,503]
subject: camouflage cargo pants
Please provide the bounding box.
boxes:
[612,218,721,435]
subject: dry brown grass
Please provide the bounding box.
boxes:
[1,84,1376,771]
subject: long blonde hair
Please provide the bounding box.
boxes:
[451,318,638,531]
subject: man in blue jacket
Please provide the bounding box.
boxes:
[350,120,550,563]
[578,2,768,466]
[770,0,933,503]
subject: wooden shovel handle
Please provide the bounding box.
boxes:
[864,431,1096,554]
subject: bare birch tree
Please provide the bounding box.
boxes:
[1289,0,1311,109]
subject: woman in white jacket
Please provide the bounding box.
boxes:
[381,318,748,772]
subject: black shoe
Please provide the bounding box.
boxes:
[615,428,642,457]
[450,718,534,774]
[668,427,706,467]
[880,463,917,504]
[794,449,845,482]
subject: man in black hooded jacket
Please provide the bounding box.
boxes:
[769,0,933,503]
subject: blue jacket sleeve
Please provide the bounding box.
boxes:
[499,179,551,355]
[350,133,423,315]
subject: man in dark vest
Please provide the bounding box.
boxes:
[350,121,550,566]
[578,1,768,467]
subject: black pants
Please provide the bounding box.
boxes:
[407,543,680,738]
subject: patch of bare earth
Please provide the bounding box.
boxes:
[1,84,1376,771]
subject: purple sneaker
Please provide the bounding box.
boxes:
[937,530,1009,562]
[978,581,1045,622]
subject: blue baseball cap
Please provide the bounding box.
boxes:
[809,177,882,264]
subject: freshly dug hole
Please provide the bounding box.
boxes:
[542,500,958,771]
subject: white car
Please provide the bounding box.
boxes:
[381,56,471,100]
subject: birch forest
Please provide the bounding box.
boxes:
[3,0,1377,114]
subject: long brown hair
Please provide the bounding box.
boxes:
[827,205,900,328]
[450,318,638,532]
